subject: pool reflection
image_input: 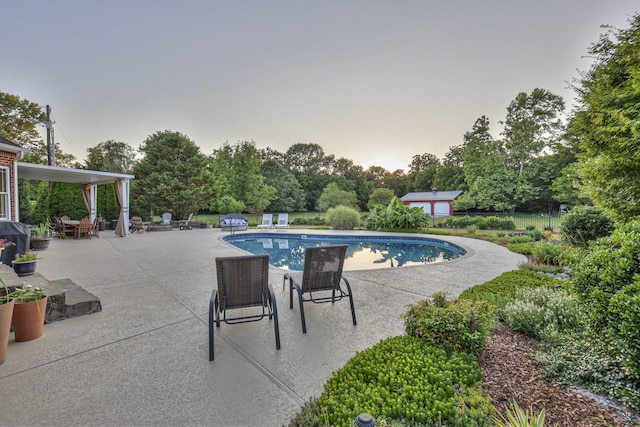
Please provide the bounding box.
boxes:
[226,235,462,271]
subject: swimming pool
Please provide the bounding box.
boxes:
[222,233,466,271]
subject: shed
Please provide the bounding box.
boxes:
[400,189,463,217]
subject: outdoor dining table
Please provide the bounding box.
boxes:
[61,220,80,238]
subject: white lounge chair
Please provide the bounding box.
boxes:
[256,213,274,229]
[275,213,289,229]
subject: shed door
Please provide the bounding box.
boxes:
[409,202,432,215]
[433,202,450,217]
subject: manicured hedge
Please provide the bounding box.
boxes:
[458,270,561,310]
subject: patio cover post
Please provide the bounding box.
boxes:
[114,179,130,237]
[90,184,97,222]
[81,184,98,221]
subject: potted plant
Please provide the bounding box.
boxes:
[30,219,53,251]
[10,284,47,342]
[0,278,15,363]
[12,251,40,276]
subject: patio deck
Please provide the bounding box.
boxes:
[0,228,525,426]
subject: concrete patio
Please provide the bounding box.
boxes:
[0,228,525,426]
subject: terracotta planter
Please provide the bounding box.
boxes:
[0,299,14,364]
[12,297,47,342]
[12,260,36,276]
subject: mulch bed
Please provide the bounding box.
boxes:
[478,327,637,426]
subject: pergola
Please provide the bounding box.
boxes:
[17,163,135,237]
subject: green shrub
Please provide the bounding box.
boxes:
[287,398,325,426]
[367,197,430,230]
[440,216,470,228]
[559,206,614,247]
[502,287,584,340]
[466,224,478,234]
[313,335,492,426]
[524,229,544,242]
[459,270,561,310]
[324,205,360,230]
[557,245,589,269]
[439,216,515,230]
[507,242,535,255]
[403,294,496,356]
[571,219,640,381]
[509,235,533,244]
[531,242,566,266]
[517,262,562,274]
[484,216,516,230]
[535,330,640,411]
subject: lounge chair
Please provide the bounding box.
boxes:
[130,216,147,233]
[75,217,92,239]
[275,213,289,229]
[179,213,193,230]
[282,244,356,333]
[209,254,280,361]
[256,213,274,230]
[162,212,172,225]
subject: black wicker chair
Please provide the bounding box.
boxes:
[283,245,356,333]
[209,254,280,361]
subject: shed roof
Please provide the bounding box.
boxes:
[401,190,463,202]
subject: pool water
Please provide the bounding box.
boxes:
[223,233,466,271]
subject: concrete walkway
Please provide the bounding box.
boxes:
[0,229,525,426]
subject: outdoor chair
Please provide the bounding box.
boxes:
[282,244,356,333]
[130,216,147,233]
[54,217,75,239]
[275,213,289,229]
[90,217,100,238]
[179,213,193,230]
[162,212,172,225]
[256,213,274,230]
[209,254,280,361]
[75,217,92,239]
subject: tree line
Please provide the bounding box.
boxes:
[2,13,639,224]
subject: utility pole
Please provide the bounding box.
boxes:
[46,105,52,165]
[45,105,56,166]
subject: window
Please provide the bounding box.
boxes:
[0,167,9,220]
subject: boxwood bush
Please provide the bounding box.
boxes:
[458,270,561,311]
[309,335,493,426]
[559,205,614,247]
[403,293,496,356]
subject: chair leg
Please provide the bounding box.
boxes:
[268,287,281,350]
[343,278,357,326]
[209,290,218,361]
[294,284,307,333]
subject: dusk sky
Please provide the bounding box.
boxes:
[2,1,638,172]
